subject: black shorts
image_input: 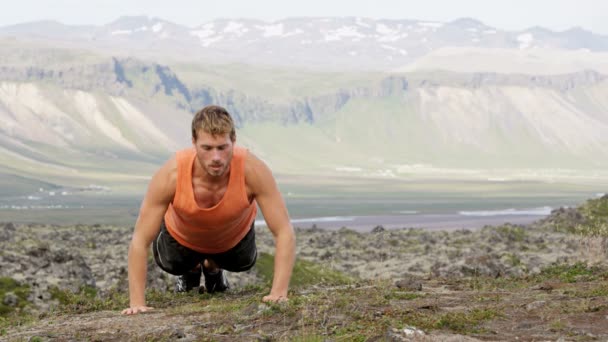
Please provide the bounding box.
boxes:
[152,219,257,275]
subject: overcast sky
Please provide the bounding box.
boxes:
[2,0,608,34]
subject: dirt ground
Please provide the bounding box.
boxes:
[4,274,608,341]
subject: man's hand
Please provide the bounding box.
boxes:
[121,305,154,315]
[262,294,288,303]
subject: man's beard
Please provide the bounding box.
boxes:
[206,162,227,176]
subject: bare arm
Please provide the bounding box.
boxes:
[245,152,296,301]
[122,157,176,315]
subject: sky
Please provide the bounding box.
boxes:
[2,0,608,35]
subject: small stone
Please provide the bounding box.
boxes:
[516,322,534,329]
[170,328,185,339]
[525,300,546,311]
[403,326,425,336]
[395,278,422,291]
[533,282,554,291]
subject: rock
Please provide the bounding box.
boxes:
[533,282,555,291]
[0,222,16,241]
[372,225,386,233]
[395,278,423,291]
[402,326,425,337]
[386,326,425,341]
[3,292,19,307]
[516,322,535,329]
[169,328,186,339]
[525,300,546,311]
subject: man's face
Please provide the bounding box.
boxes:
[192,131,234,178]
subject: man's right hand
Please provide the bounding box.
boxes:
[121,305,154,315]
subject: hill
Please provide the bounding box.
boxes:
[1,196,607,340]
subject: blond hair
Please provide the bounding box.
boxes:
[191,105,236,141]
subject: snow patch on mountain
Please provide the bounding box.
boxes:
[517,33,534,49]
[376,23,396,35]
[151,23,163,33]
[259,23,284,37]
[418,22,443,29]
[324,26,366,41]
[111,30,132,35]
[190,23,215,41]
[224,21,248,36]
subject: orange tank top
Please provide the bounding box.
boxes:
[164,146,257,254]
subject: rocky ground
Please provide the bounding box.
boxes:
[1,196,607,341]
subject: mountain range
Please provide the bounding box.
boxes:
[2,16,608,70]
[1,17,607,196]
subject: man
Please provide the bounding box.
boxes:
[122,105,296,315]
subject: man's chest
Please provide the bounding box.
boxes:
[191,180,228,208]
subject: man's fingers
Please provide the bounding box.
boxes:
[262,295,288,303]
[121,306,154,315]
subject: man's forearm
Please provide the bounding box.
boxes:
[127,241,149,306]
[270,228,296,296]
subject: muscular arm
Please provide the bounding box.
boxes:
[245,152,296,301]
[122,157,176,315]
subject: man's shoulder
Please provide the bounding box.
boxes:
[241,148,262,171]
[243,148,275,191]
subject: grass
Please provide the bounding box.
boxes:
[434,308,500,334]
[537,262,605,283]
[548,195,608,237]
[573,285,608,298]
[464,261,608,293]
[254,252,353,288]
[2,258,608,340]
[0,278,33,335]
[574,195,608,237]
[0,278,30,316]
[494,225,527,242]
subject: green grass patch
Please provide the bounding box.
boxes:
[291,334,326,342]
[403,308,500,334]
[580,196,608,223]
[384,292,423,301]
[254,252,353,288]
[0,277,30,316]
[537,262,604,283]
[572,285,608,298]
[435,308,499,333]
[0,277,33,333]
[573,221,608,237]
[561,196,608,237]
[467,274,529,291]
[48,286,128,314]
[493,225,527,242]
